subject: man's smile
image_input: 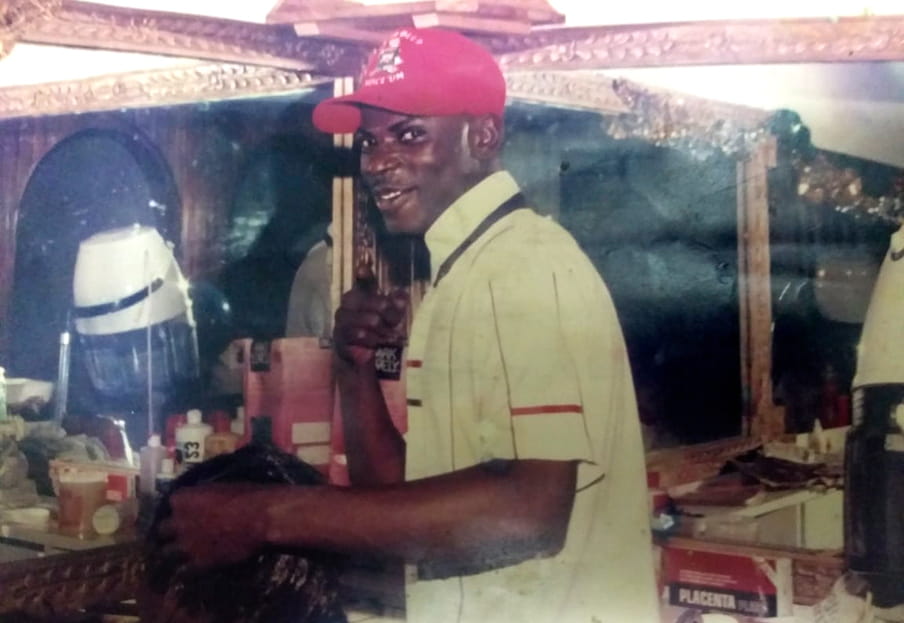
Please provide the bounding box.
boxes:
[372,186,415,212]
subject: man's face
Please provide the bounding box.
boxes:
[356,108,483,234]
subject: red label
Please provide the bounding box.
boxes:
[661,546,788,617]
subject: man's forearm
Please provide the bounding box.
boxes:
[336,360,405,485]
[261,459,576,574]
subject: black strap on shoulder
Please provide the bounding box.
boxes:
[433,192,527,287]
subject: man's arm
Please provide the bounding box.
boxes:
[335,360,405,485]
[331,273,407,485]
[164,457,576,573]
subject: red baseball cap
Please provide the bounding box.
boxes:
[312,27,506,134]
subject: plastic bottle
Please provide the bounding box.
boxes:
[204,412,241,459]
[0,366,7,421]
[231,406,246,437]
[139,434,166,496]
[175,409,212,467]
[164,413,187,447]
[155,458,176,496]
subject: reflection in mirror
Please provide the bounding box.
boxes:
[602,61,904,437]
[497,62,904,447]
[3,60,903,453]
[768,120,899,434]
[1,84,339,443]
[503,102,743,447]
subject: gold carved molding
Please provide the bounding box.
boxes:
[0,11,901,119]
[268,0,564,25]
[796,152,904,225]
[0,0,61,59]
[19,1,368,74]
[605,79,772,159]
[506,71,773,159]
[0,63,332,120]
[483,16,904,70]
[505,70,630,114]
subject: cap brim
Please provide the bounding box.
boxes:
[312,82,439,134]
[312,95,364,134]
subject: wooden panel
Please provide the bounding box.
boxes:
[21,2,367,74]
[0,114,82,358]
[737,139,786,440]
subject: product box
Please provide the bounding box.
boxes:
[328,366,408,486]
[239,337,408,483]
[240,338,334,472]
[659,539,794,621]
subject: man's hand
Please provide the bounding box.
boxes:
[154,483,274,569]
[333,265,407,367]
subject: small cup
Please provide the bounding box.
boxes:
[57,471,108,538]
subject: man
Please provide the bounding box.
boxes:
[163,27,658,622]
[285,222,333,339]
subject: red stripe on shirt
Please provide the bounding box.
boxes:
[510,404,583,416]
[406,360,423,368]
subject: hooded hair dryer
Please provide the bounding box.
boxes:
[72,225,199,442]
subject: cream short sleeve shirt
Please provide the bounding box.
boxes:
[403,171,659,623]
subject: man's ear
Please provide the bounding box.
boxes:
[467,114,503,160]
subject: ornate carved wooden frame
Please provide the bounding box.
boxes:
[0,8,900,618]
[0,6,900,117]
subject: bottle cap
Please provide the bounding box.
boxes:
[148,434,161,448]
[187,409,202,425]
[92,504,121,536]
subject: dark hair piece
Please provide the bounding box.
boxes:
[144,443,346,623]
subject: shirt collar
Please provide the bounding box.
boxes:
[424,170,521,283]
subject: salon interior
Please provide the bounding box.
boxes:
[0,1,902,621]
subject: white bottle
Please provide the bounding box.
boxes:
[231,405,246,436]
[0,366,7,421]
[175,409,212,467]
[155,458,177,495]
[139,434,166,496]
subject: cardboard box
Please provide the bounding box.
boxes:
[660,539,793,620]
[239,337,407,483]
[241,338,334,471]
[327,357,408,487]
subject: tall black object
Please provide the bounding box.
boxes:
[845,225,904,608]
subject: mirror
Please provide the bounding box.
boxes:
[500,98,745,447]
[0,14,901,458]
[495,62,904,447]
[583,62,904,442]
[0,84,343,439]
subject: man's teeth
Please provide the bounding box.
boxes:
[379,189,403,201]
